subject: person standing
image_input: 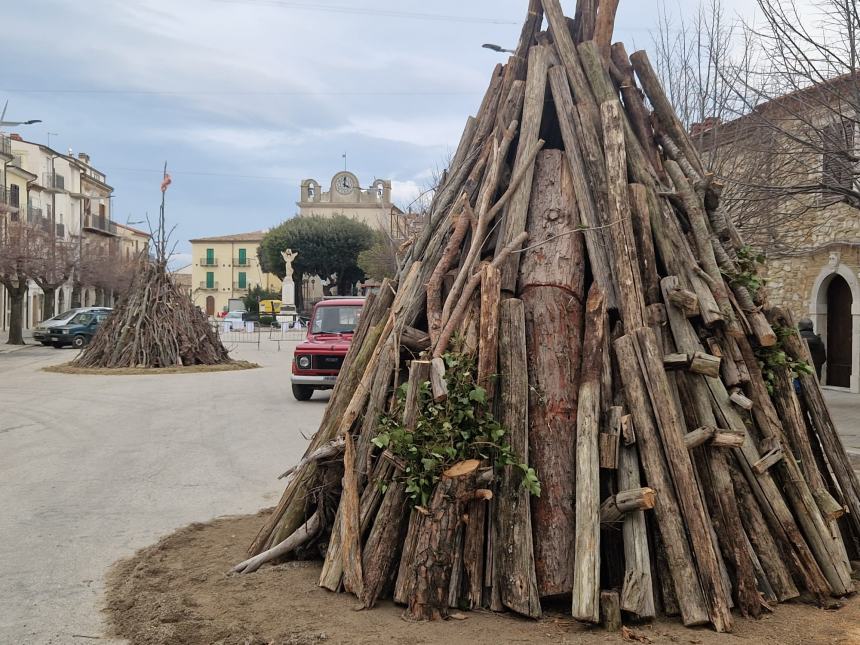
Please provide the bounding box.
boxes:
[798,319,826,379]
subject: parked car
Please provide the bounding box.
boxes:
[48,310,111,348]
[291,297,366,401]
[33,307,111,345]
[223,310,245,329]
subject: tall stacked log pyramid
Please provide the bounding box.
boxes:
[239,0,860,631]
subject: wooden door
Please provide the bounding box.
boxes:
[205,296,215,316]
[826,275,853,387]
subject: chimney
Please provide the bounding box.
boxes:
[78,152,90,165]
[690,116,721,137]
[10,133,22,141]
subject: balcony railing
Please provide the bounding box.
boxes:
[233,282,249,291]
[84,213,117,235]
[233,257,251,267]
[26,205,43,224]
[199,281,219,290]
[0,186,7,206]
[0,135,12,159]
[200,257,218,267]
[42,172,65,191]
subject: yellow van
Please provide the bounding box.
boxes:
[259,299,282,315]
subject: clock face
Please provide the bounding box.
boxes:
[335,173,354,195]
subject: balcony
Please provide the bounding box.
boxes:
[233,282,250,291]
[199,281,219,291]
[200,257,218,267]
[0,135,12,161]
[26,205,43,227]
[233,257,251,267]
[42,172,65,192]
[0,186,10,212]
[83,213,118,235]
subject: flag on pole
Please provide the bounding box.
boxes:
[160,172,172,192]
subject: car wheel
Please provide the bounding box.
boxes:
[72,335,87,349]
[292,384,314,401]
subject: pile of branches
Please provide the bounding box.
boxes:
[236,0,860,633]
[72,257,229,368]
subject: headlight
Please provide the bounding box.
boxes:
[297,355,311,369]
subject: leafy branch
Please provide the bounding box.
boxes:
[372,351,540,506]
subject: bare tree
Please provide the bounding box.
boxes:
[0,218,39,344]
[29,227,76,320]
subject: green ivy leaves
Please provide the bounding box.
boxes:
[372,351,540,507]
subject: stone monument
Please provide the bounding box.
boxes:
[279,249,299,324]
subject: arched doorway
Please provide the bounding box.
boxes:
[826,275,853,387]
[205,296,215,316]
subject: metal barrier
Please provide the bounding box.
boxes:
[210,320,261,349]
[268,325,307,342]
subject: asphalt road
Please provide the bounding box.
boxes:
[0,340,324,644]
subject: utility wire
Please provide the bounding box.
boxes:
[0,88,480,96]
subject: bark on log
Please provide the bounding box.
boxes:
[477,264,502,404]
[430,357,449,403]
[403,360,432,432]
[689,352,721,378]
[495,298,542,617]
[600,487,656,524]
[360,479,409,608]
[518,149,585,596]
[341,433,364,597]
[232,511,321,574]
[628,183,662,304]
[572,285,606,622]
[600,406,622,470]
[600,590,623,632]
[613,333,710,628]
[594,1,621,61]
[495,44,549,292]
[403,460,483,621]
[618,442,656,618]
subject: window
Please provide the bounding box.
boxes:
[99,203,106,217]
[308,182,315,199]
[206,248,214,266]
[206,271,214,289]
[238,248,247,265]
[9,184,19,208]
[376,182,384,198]
[822,118,855,194]
[238,272,247,289]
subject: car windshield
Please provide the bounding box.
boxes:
[46,309,79,323]
[69,312,96,325]
[312,305,362,334]
[226,312,243,319]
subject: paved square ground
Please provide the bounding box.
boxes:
[0,339,324,644]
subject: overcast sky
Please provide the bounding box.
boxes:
[1,0,759,266]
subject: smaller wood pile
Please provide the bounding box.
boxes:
[72,256,229,368]
[237,0,860,633]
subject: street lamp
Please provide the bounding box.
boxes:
[482,43,515,54]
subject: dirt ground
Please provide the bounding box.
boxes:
[104,511,860,645]
[43,360,259,375]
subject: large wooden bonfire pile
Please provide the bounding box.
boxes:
[72,256,229,368]
[239,0,860,632]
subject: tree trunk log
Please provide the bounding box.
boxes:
[495,298,542,617]
[618,442,656,618]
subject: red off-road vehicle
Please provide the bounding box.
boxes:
[290,297,366,401]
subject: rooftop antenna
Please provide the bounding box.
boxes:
[342,152,347,170]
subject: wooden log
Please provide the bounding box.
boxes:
[401,326,430,353]
[684,426,716,450]
[462,494,487,609]
[601,487,657,524]
[572,0,598,42]
[518,149,585,596]
[600,406,622,469]
[610,43,665,179]
[594,0,621,60]
[601,590,623,631]
[427,199,472,344]
[360,478,409,608]
[477,264,502,404]
[495,44,549,292]
[232,510,321,574]
[621,414,636,446]
[393,510,420,605]
[429,357,448,403]
[278,436,345,480]
[404,460,483,621]
[340,434,364,597]
[403,360,431,432]
[495,298,541,617]
[629,49,705,177]
[667,286,699,317]
[727,456,799,602]
[614,334,709,627]
[729,390,753,410]
[664,353,691,371]
[711,428,746,449]
[572,285,606,623]
[601,100,647,329]
[689,351,721,378]
[618,442,656,618]
[632,327,733,632]
[628,183,662,304]
[547,65,617,309]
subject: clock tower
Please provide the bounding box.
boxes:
[297,171,405,235]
